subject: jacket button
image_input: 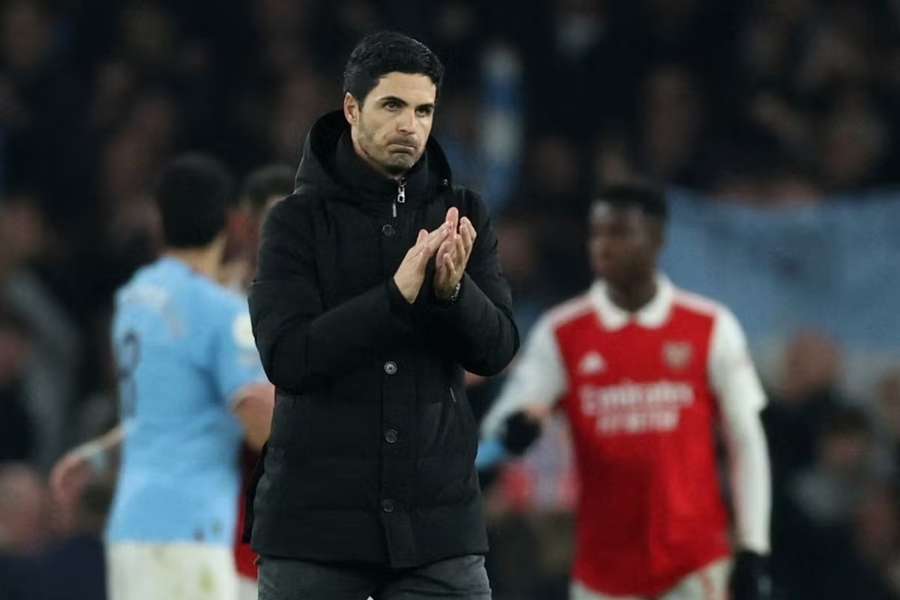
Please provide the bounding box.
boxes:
[381,224,395,237]
[384,428,398,444]
[381,499,394,513]
[383,361,398,375]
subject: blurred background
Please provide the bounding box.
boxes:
[0,0,899,598]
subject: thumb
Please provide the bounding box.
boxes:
[416,229,427,244]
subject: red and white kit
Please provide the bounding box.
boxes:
[483,275,770,598]
[235,446,259,600]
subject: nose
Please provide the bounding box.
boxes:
[590,236,617,264]
[590,234,610,255]
[397,108,416,134]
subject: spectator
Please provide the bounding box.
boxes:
[0,308,33,462]
[763,330,849,488]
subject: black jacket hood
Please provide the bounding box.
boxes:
[294,110,453,209]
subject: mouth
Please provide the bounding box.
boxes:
[389,141,418,154]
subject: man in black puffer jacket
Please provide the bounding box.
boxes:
[247,31,519,599]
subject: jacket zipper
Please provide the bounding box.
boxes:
[392,178,406,218]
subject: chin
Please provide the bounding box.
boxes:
[384,162,409,176]
[386,157,415,174]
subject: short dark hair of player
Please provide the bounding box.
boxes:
[155,154,234,249]
[592,183,669,223]
[239,164,294,215]
[342,31,445,104]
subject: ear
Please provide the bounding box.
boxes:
[343,92,359,126]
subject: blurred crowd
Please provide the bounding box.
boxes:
[1,0,899,598]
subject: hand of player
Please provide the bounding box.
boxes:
[502,411,544,456]
[433,207,476,301]
[729,550,774,600]
[393,222,451,304]
[49,449,94,509]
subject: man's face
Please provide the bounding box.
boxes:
[587,202,661,286]
[345,72,436,177]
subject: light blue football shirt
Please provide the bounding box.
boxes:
[105,257,267,546]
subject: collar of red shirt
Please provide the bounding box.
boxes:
[589,273,674,331]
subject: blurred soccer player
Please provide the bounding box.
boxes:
[227,164,293,600]
[51,155,274,600]
[220,164,294,292]
[481,184,773,600]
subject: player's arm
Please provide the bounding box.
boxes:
[216,302,275,450]
[709,308,774,600]
[477,314,567,469]
[50,424,124,506]
[231,382,275,451]
[250,198,438,392]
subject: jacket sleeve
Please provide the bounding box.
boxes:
[249,198,415,392]
[420,190,519,376]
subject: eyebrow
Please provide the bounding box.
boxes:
[378,96,435,111]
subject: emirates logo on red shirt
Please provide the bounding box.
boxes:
[663,341,694,371]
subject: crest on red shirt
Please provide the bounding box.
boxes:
[663,341,693,370]
[578,351,607,375]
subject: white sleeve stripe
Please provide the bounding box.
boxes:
[708,307,771,552]
[722,411,772,553]
[481,313,568,440]
[708,307,767,411]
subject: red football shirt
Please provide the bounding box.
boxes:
[482,275,770,596]
[235,445,259,580]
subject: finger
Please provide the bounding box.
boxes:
[460,219,477,261]
[460,217,475,238]
[418,228,449,265]
[431,239,451,269]
[412,225,444,259]
[459,230,473,262]
[444,207,459,231]
[435,238,455,258]
[461,218,476,244]
[50,458,75,493]
[453,232,466,267]
[423,223,451,254]
[434,249,456,292]
[442,251,458,281]
[448,250,459,272]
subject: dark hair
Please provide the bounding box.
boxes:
[343,31,444,104]
[240,164,294,215]
[155,154,234,248]
[592,183,668,222]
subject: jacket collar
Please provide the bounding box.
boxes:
[334,130,430,201]
[295,110,452,208]
[589,273,674,330]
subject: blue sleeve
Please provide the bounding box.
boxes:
[213,297,269,406]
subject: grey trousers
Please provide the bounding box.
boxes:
[258,554,492,600]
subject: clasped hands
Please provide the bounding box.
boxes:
[393,207,476,304]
